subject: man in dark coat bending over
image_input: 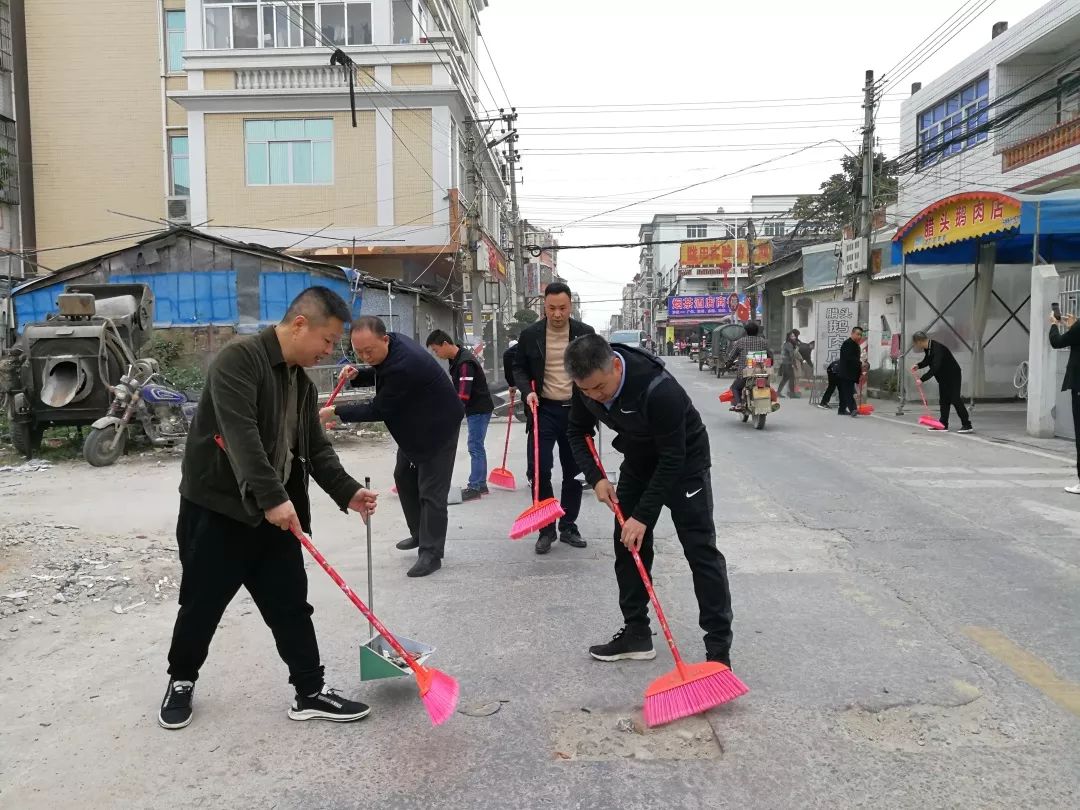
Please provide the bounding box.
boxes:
[564,334,734,667]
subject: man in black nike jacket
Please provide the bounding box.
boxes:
[564,334,734,667]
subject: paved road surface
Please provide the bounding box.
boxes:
[1,359,1078,808]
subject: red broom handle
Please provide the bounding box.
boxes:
[291,526,426,680]
[530,381,540,505]
[500,388,515,469]
[911,370,931,411]
[326,369,351,407]
[584,436,688,675]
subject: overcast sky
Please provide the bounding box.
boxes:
[476,0,1045,326]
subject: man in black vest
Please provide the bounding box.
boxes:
[513,282,595,554]
[565,334,734,667]
[911,330,973,433]
[426,329,495,501]
[1050,311,1080,494]
[324,316,463,577]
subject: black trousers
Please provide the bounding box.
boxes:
[167,498,324,696]
[777,365,796,395]
[395,424,460,558]
[837,379,857,414]
[535,401,582,531]
[1072,389,1080,480]
[937,378,971,429]
[613,466,733,658]
[820,372,838,406]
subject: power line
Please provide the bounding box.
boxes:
[513,93,909,111]
[877,0,989,94]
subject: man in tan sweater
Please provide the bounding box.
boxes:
[512,282,596,554]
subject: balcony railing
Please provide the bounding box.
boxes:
[236,67,353,90]
[1001,116,1080,172]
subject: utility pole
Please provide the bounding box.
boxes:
[466,130,484,350]
[858,69,876,304]
[502,108,526,314]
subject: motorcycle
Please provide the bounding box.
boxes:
[733,350,779,430]
[83,359,197,467]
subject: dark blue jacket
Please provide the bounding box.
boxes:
[335,333,463,461]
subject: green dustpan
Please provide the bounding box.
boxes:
[358,477,436,681]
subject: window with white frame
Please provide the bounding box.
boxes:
[165,10,186,72]
[917,74,989,169]
[686,224,707,239]
[245,119,334,186]
[204,1,372,49]
[392,0,414,44]
[1057,71,1080,125]
[763,221,786,237]
[169,135,190,196]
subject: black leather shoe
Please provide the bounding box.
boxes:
[535,529,556,555]
[395,536,419,551]
[407,552,441,578]
[559,525,587,548]
[706,651,732,668]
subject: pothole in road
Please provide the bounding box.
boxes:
[550,709,722,762]
[834,681,1015,752]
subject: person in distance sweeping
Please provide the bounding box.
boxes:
[512,282,595,555]
[911,330,973,434]
[161,287,378,731]
[1049,311,1080,494]
[426,329,495,502]
[837,326,865,417]
[323,316,463,578]
[565,334,734,668]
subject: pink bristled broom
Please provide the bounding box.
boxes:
[290,526,459,726]
[584,437,747,727]
[911,372,945,430]
[509,382,564,538]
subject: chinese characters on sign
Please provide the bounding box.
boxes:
[814,302,858,376]
[900,195,1021,255]
[667,294,755,320]
[678,240,774,268]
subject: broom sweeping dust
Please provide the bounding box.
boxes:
[509,382,564,538]
[911,371,946,430]
[584,436,747,726]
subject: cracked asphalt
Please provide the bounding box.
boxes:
[1,359,1078,809]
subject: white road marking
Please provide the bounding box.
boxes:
[916,479,1071,489]
[870,466,1071,475]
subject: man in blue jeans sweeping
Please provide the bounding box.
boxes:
[427,330,495,501]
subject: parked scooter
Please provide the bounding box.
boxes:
[733,350,779,430]
[82,359,197,467]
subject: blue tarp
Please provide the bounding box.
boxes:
[893,190,1080,266]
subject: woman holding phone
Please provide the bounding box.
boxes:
[1049,305,1080,495]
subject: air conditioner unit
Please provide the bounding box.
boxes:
[166,196,190,225]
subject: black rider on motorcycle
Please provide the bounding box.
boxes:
[724,321,772,409]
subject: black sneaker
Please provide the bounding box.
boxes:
[158,679,194,730]
[395,536,419,551]
[535,528,556,555]
[288,686,371,723]
[559,525,587,548]
[478,484,490,495]
[588,627,656,662]
[461,487,482,502]
[957,426,974,434]
[407,552,442,578]
[706,651,731,668]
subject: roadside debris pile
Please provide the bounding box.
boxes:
[0,521,180,626]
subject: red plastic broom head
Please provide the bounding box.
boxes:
[919,415,946,430]
[857,403,874,415]
[509,498,564,539]
[643,662,748,727]
[414,666,459,727]
[718,390,733,403]
[488,466,516,491]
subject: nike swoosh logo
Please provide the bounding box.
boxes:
[685,488,702,498]
[620,408,637,413]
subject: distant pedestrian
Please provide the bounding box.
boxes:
[666,339,675,356]
[1049,312,1080,494]
[911,331,973,434]
[837,326,864,417]
[426,330,494,502]
[513,282,595,554]
[324,316,464,578]
[777,332,800,398]
[818,359,840,410]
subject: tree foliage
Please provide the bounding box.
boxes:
[790,152,898,238]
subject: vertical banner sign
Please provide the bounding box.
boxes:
[814,302,858,376]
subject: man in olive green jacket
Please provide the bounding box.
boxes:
[160,287,377,731]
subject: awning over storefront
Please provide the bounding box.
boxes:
[892,189,1080,265]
